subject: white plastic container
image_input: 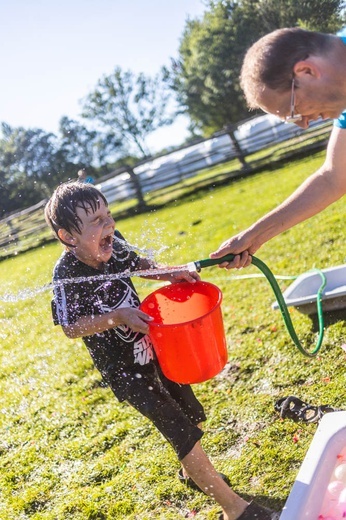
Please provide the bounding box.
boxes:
[280,412,346,519]
[272,264,346,315]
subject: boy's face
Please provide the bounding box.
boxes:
[68,199,115,269]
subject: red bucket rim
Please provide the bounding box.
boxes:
[140,280,223,328]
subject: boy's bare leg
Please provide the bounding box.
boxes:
[181,440,248,520]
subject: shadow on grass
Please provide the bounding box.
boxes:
[236,494,286,516]
[310,308,346,332]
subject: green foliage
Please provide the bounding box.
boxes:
[58,117,117,170]
[0,148,346,518]
[257,0,346,32]
[0,123,79,216]
[0,69,176,214]
[171,0,346,133]
[0,124,56,215]
[170,1,256,133]
[82,67,174,158]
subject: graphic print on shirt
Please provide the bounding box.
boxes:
[95,279,154,366]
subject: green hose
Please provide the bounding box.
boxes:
[194,254,327,358]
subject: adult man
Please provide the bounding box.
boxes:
[77,168,95,184]
[210,27,346,267]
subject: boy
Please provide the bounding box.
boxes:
[45,181,278,520]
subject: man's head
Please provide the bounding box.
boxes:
[240,28,346,127]
[77,168,87,181]
[45,182,115,269]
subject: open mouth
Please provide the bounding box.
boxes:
[100,234,113,250]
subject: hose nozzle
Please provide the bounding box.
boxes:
[194,254,236,272]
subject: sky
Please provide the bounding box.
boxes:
[0,0,207,153]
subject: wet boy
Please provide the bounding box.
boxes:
[45,181,277,520]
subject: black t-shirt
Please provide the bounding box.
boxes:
[51,230,155,400]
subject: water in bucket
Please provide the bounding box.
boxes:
[140,281,228,384]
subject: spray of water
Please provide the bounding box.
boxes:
[113,234,159,259]
[0,233,177,302]
[0,234,295,303]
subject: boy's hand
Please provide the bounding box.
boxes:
[168,269,200,284]
[138,258,200,283]
[115,307,153,334]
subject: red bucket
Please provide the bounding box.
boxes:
[140,281,228,384]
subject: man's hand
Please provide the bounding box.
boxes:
[210,235,253,270]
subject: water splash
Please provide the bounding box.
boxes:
[113,234,167,262]
[0,233,178,303]
[0,233,296,303]
[0,264,197,303]
[0,265,296,303]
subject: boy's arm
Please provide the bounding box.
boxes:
[62,306,153,338]
[136,257,200,283]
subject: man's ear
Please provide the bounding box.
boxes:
[58,228,76,246]
[293,58,321,79]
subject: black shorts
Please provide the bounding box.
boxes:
[123,363,206,460]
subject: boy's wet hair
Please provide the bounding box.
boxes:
[45,181,108,246]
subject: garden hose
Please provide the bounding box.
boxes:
[193,254,327,358]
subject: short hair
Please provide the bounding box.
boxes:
[45,181,108,245]
[240,27,335,109]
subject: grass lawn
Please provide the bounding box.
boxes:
[0,149,345,519]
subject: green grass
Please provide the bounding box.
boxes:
[1,148,345,519]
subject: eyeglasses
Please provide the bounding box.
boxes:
[285,78,303,123]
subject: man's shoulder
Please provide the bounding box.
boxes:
[337,27,346,43]
[334,110,346,129]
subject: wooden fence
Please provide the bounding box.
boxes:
[0,118,333,260]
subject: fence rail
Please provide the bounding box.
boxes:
[95,116,332,205]
[0,116,333,260]
[0,199,49,258]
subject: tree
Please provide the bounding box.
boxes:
[0,167,15,217]
[0,123,76,215]
[59,116,123,172]
[257,0,346,33]
[81,67,174,158]
[168,1,261,134]
[170,0,346,134]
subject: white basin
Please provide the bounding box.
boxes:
[280,412,346,519]
[272,264,346,315]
